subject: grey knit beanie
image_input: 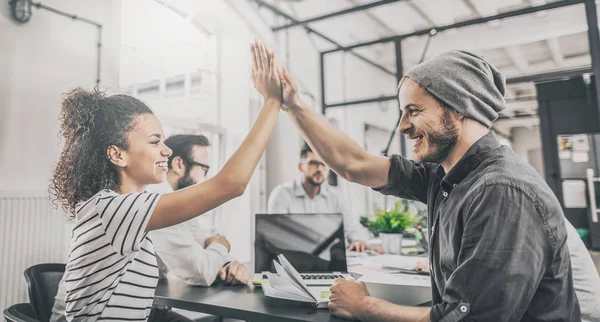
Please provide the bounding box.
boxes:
[403,50,506,128]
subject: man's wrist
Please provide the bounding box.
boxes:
[290,98,307,111]
[357,296,377,320]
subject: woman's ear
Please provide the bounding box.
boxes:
[107,145,127,168]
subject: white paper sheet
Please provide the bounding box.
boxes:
[379,255,424,270]
[572,135,590,152]
[572,151,589,163]
[358,272,431,287]
[562,180,587,208]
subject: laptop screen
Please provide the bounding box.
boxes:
[254,213,347,273]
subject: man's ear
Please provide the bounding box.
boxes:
[298,162,304,173]
[455,110,465,121]
[107,145,127,168]
[171,156,186,176]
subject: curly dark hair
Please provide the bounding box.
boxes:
[50,87,153,217]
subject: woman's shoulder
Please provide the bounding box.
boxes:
[74,189,118,215]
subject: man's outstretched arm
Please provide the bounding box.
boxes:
[278,66,391,188]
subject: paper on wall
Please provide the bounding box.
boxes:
[562,180,587,208]
[559,151,572,159]
[572,151,589,163]
[572,135,590,152]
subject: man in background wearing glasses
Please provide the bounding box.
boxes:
[267,142,369,252]
[149,134,251,287]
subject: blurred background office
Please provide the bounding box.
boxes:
[2,0,600,316]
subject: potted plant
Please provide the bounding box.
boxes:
[361,200,422,254]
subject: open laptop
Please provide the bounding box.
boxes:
[254,213,355,286]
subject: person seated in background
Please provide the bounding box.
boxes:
[267,142,369,252]
[411,218,600,322]
[148,134,251,287]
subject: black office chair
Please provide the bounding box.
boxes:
[23,263,65,322]
[3,303,39,322]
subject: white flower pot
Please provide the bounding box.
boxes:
[380,233,403,255]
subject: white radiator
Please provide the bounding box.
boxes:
[0,191,72,315]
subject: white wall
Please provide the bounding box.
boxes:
[0,0,122,191]
[0,0,121,313]
[511,125,544,176]
[205,1,278,262]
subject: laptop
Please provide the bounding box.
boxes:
[254,213,355,286]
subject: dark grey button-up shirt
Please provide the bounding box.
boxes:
[375,132,580,321]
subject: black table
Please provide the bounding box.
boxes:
[154,278,351,322]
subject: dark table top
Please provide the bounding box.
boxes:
[154,278,352,322]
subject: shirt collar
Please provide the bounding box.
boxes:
[293,178,329,198]
[435,131,501,192]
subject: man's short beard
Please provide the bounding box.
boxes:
[176,168,196,190]
[422,108,459,164]
[305,175,323,187]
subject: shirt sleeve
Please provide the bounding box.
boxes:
[373,155,438,204]
[430,184,559,322]
[267,185,289,213]
[95,192,161,256]
[149,221,230,286]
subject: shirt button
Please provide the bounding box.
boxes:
[453,184,457,188]
[442,191,448,197]
[460,305,468,313]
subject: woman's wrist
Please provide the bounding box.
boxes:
[263,96,281,106]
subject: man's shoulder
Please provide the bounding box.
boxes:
[322,184,344,199]
[469,150,549,199]
[148,217,196,240]
[270,181,296,195]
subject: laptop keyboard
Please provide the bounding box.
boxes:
[300,274,344,280]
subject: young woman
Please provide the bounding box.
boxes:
[50,41,281,321]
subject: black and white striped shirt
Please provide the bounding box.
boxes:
[64,190,161,322]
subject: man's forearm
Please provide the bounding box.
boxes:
[361,297,430,322]
[287,101,369,181]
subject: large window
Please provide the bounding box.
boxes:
[119,0,221,231]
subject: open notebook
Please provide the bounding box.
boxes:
[261,254,340,309]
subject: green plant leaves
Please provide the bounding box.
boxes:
[361,200,422,236]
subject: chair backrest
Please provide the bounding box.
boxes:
[3,303,39,322]
[23,264,66,322]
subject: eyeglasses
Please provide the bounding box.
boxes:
[301,160,326,168]
[187,160,210,177]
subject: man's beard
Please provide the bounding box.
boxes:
[419,109,459,164]
[305,174,324,187]
[176,169,196,190]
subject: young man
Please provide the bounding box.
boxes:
[273,50,581,321]
[149,134,251,287]
[267,143,369,251]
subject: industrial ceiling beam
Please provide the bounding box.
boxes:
[271,0,406,32]
[322,0,584,54]
[253,0,396,77]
